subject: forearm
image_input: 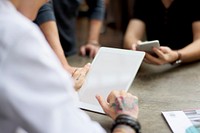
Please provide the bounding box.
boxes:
[39,21,73,74]
[87,19,102,44]
[178,39,200,63]
[179,21,200,63]
[113,125,136,133]
[123,19,145,49]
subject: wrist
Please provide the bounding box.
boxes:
[170,51,182,65]
[71,67,78,77]
[123,40,133,49]
[64,66,74,75]
[112,125,136,133]
[111,114,141,133]
[87,40,101,47]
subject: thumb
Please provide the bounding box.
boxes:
[83,63,91,73]
[132,43,137,50]
[80,46,86,56]
[96,95,109,114]
[137,40,142,44]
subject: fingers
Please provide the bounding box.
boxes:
[89,49,96,58]
[71,68,78,77]
[132,43,137,50]
[145,53,161,65]
[79,45,86,56]
[137,40,142,44]
[82,63,91,75]
[107,90,119,103]
[119,90,127,95]
[132,40,143,51]
[89,46,100,58]
[96,95,110,114]
[72,63,91,91]
[96,90,140,120]
[79,44,100,58]
[145,47,171,65]
[159,46,171,53]
[106,90,139,119]
[143,58,153,64]
[153,47,165,59]
[73,69,85,90]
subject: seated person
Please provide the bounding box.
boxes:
[123,0,200,65]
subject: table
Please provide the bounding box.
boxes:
[67,54,200,133]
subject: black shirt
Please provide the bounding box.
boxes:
[133,0,200,49]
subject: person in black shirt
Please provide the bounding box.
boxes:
[124,0,200,65]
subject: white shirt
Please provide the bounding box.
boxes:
[0,1,106,133]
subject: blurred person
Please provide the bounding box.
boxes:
[123,0,200,65]
[34,2,90,90]
[34,0,104,88]
[53,0,105,58]
[0,0,141,133]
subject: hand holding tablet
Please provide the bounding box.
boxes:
[78,47,145,114]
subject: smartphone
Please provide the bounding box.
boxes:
[136,40,160,54]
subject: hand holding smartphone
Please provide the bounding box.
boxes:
[136,40,160,54]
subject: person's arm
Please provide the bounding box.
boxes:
[144,0,200,65]
[87,0,104,44]
[34,3,74,74]
[123,19,145,50]
[178,21,200,63]
[3,25,105,133]
[79,0,105,58]
[87,19,102,45]
[40,20,91,90]
[112,125,136,133]
[144,21,200,65]
[39,20,74,73]
[80,19,102,58]
[35,4,90,90]
[123,0,146,50]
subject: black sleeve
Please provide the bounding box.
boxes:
[132,0,147,21]
[190,0,200,22]
[34,1,56,25]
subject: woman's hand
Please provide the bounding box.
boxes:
[144,46,179,65]
[131,40,142,51]
[71,63,90,91]
[79,43,100,58]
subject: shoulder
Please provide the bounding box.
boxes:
[0,10,43,46]
[37,1,53,16]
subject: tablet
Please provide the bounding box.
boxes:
[136,40,160,54]
[78,47,145,114]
